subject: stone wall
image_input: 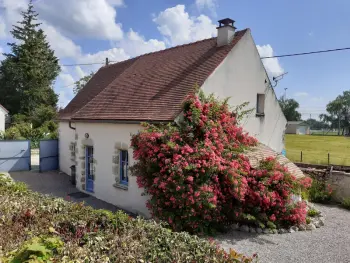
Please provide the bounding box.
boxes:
[301,166,350,202]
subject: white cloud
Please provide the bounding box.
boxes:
[153,5,216,46]
[75,66,86,79]
[35,0,123,40]
[257,44,284,77]
[78,47,129,65]
[195,0,217,15]
[58,88,74,108]
[0,46,4,60]
[106,0,124,6]
[311,96,324,102]
[0,0,27,26]
[294,92,308,97]
[59,73,75,87]
[0,18,6,38]
[41,22,82,59]
[116,29,166,57]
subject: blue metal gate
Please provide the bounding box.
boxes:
[39,139,59,172]
[0,140,31,172]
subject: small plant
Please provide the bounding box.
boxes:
[306,217,311,224]
[307,208,320,217]
[341,198,350,210]
[266,221,277,230]
[308,179,333,203]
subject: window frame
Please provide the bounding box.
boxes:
[256,93,266,116]
[119,150,129,185]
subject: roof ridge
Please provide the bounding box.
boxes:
[104,29,247,70]
[103,36,216,70]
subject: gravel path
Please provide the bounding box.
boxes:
[216,204,350,263]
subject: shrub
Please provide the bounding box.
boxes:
[243,158,308,228]
[307,208,320,217]
[0,175,256,263]
[308,179,333,203]
[341,198,350,210]
[131,92,309,233]
[2,236,63,263]
[1,125,22,140]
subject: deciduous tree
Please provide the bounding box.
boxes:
[73,72,94,94]
[278,97,302,121]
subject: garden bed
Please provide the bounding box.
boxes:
[0,173,255,263]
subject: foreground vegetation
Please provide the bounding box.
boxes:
[285,134,350,166]
[0,174,255,263]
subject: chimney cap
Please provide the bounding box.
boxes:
[218,18,235,27]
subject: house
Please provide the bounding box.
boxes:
[59,18,288,217]
[286,121,310,135]
[0,104,8,133]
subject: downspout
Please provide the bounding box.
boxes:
[69,121,76,130]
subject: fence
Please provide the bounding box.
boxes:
[287,149,350,166]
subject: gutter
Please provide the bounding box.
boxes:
[69,121,76,130]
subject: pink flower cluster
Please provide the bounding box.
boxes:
[131,93,310,233]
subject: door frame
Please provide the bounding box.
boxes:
[85,146,94,192]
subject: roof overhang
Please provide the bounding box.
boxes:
[0,104,9,113]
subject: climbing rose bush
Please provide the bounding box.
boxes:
[131,92,310,233]
[242,157,309,228]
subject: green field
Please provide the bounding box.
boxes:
[285,134,350,166]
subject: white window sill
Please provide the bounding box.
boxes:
[113,183,128,190]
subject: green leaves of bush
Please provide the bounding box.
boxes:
[0,175,255,262]
[2,236,63,263]
[308,179,333,203]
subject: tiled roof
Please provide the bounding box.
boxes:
[60,29,248,121]
[245,143,305,179]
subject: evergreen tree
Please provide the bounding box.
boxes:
[0,0,60,116]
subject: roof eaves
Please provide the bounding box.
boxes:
[0,104,9,113]
[69,118,174,124]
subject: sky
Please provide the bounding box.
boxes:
[1,0,350,120]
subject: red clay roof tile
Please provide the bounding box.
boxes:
[60,29,248,121]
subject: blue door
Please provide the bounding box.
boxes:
[0,140,31,172]
[39,139,59,172]
[85,146,94,192]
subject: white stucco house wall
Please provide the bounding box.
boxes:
[59,18,288,217]
[0,104,9,133]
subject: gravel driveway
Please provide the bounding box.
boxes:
[216,204,350,263]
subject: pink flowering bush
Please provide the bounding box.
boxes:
[242,158,309,228]
[131,92,310,233]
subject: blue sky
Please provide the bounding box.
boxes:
[1,0,350,119]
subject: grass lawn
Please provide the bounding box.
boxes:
[285,134,350,166]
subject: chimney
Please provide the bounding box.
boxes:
[217,18,236,47]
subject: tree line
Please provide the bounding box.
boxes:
[278,91,350,136]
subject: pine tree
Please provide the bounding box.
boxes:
[0,0,60,116]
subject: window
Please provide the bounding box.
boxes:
[256,94,265,116]
[120,150,129,185]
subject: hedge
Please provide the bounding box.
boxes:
[0,174,256,263]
